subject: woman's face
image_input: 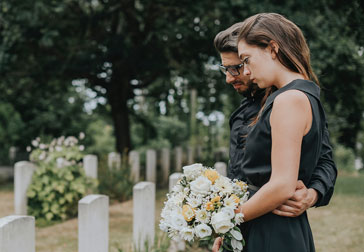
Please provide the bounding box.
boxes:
[237,40,277,89]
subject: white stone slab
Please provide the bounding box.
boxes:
[0,215,35,252]
[129,151,140,183]
[146,150,157,183]
[14,161,36,215]
[133,182,155,252]
[83,155,98,179]
[78,194,109,252]
[214,162,227,177]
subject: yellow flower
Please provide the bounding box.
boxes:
[182,205,195,221]
[230,194,240,204]
[211,196,221,203]
[206,201,214,211]
[204,169,220,184]
[236,181,248,192]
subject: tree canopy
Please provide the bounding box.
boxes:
[0,0,363,156]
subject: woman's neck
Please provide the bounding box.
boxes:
[274,70,305,89]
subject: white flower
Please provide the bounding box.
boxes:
[56,157,64,168]
[231,238,243,251]
[31,140,39,147]
[221,207,235,219]
[187,196,202,208]
[195,223,212,238]
[55,146,63,152]
[79,145,85,151]
[195,209,210,224]
[79,132,85,140]
[159,221,168,232]
[172,184,183,193]
[181,227,195,242]
[39,144,46,150]
[190,176,211,195]
[234,213,245,225]
[215,177,233,194]
[211,211,234,234]
[170,212,187,231]
[38,152,46,161]
[26,146,31,152]
[183,163,203,180]
[224,197,238,209]
[172,192,185,205]
[240,193,249,203]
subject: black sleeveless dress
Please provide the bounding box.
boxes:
[239,79,326,252]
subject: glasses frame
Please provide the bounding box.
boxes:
[219,63,244,76]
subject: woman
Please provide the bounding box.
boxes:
[213,13,326,251]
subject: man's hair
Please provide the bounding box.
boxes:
[214,22,243,53]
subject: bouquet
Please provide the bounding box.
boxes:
[159,163,249,252]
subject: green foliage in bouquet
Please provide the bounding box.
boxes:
[26,134,98,225]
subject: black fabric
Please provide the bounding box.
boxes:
[239,79,327,251]
[228,90,264,180]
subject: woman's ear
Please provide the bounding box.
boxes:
[269,41,279,59]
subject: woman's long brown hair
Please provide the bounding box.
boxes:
[238,13,319,126]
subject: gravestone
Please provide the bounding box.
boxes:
[14,161,36,215]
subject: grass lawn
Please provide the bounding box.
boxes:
[1,172,364,251]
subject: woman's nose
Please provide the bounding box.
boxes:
[243,66,251,76]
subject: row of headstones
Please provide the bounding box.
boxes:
[0,194,108,252]
[4,164,227,252]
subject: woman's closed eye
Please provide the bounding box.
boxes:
[242,57,250,66]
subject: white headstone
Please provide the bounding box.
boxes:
[83,155,98,179]
[187,146,194,165]
[161,148,170,185]
[108,152,121,170]
[78,195,109,252]
[169,173,183,193]
[0,215,35,252]
[174,147,183,172]
[14,161,36,215]
[168,173,186,251]
[214,162,227,177]
[146,150,157,183]
[133,182,155,252]
[129,151,140,183]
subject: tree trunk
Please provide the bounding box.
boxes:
[107,78,131,153]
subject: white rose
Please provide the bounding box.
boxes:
[187,196,202,208]
[195,223,212,238]
[211,212,234,234]
[221,207,235,219]
[190,176,212,195]
[183,163,203,180]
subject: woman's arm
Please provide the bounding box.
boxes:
[237,90,312,221]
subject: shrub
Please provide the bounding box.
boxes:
[26,134,97,224]
[333,144,356,172]
[98,152,133,202]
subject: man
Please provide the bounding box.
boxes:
[213,22,337,220]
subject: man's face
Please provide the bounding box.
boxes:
[220,52,252,96]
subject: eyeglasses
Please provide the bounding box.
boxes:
[219,63,244,76]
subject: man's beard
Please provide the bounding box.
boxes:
[233,80,259,98]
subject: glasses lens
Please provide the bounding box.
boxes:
[228,67,239,76]
[219,65,227,75]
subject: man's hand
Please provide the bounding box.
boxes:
[272,180,318,217]
[212,237,223,252]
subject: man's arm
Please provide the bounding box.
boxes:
[308,123,337,207]
[273,122,337,216]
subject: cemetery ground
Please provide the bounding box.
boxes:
[1,172,364,252]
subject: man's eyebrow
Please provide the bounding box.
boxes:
[238,52,247,60]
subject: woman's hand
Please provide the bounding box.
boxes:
[212,237,223,252]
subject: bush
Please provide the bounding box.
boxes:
[333,144,356,172]
[26,135,97,225]
[98,153,133,202]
